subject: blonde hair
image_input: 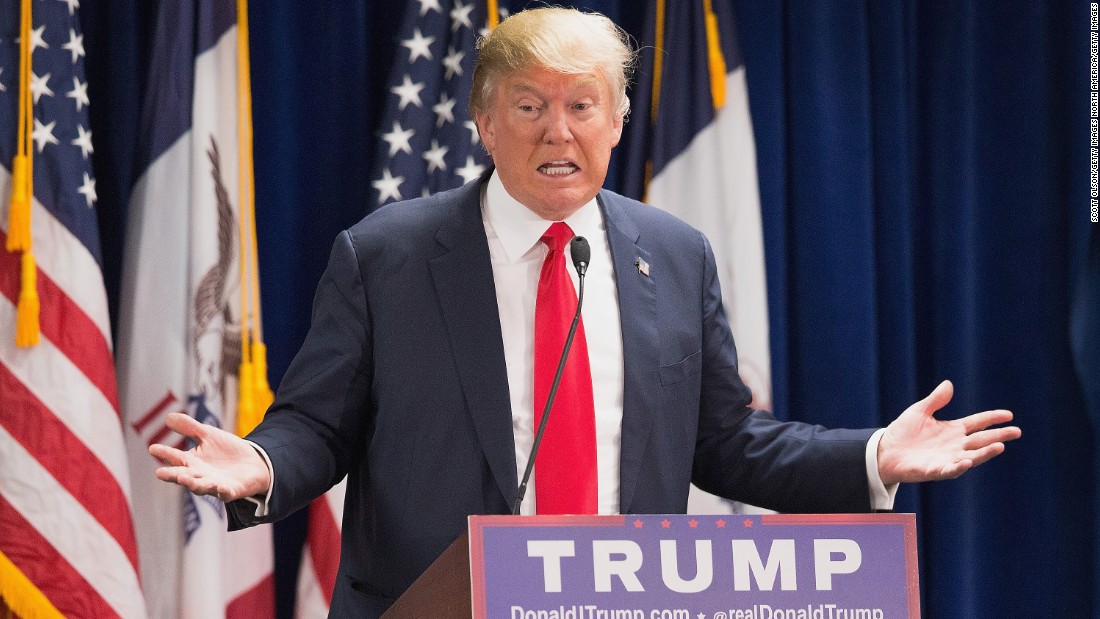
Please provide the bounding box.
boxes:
[470,7,636,120]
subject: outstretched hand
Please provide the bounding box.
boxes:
[150,413,271,503]
[877,380,1021,486]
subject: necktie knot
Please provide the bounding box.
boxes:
[541,222,574,253]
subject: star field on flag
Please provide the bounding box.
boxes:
[369,0,493,208]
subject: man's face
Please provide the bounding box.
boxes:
[475,66,624,221]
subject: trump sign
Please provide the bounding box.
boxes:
[469,514,919,619]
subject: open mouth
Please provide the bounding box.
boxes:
[538,161,579,176]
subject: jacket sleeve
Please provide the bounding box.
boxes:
[690,231,876,513]
[233,230,374,525]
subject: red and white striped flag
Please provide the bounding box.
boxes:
[0,0,147,617]
[117,1,274,617]
[294,479,345,618]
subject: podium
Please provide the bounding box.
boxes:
[384,514,920,619]
[382,532,472,618]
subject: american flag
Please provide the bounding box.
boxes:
[368,0,495,209]
[0,0,147,618]
[296,2,498,615]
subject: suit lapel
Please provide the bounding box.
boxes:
[599,191,659,514]
[429,180,519,510]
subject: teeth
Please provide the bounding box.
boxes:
[540,162,577,176]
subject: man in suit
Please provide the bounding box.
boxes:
[151,7,1020,616]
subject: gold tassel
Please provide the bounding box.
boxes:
[251,340,274,414]
[234,0,260,439]
[6,156,31,252]
[0,551,65,619]
[15,252,39,348]
[237,356,256,436]
[703,0,727,110]
[10,0,38,349]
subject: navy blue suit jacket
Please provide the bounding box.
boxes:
[231,177,875,616]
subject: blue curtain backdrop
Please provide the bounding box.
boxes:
[79,1,1094,617]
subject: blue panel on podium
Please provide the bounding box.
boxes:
[469,514,919,619]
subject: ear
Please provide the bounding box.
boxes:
[609,112,624,149]
[475,112,495,153]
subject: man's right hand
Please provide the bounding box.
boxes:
[150,412,271,503]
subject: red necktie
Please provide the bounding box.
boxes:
[534,222,598,515]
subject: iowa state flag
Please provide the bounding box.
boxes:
[625,0,772,514]
[117,1,274,617]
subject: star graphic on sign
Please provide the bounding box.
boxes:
[450,1,474,32]
[391,75,425,110]
[417,0,441,16]
[715,519,726,528]
[660,519,671,529]
[0,68,6,93]
[455,155,486,184]
[464,120,480,145]
[401,28,435,63]
[372,168,404,204]
[432,92,456,127]
[77,172,97,207]
[67,76,90,111]
[743,518,754,528]
[59,0,80,16]
[422,139,449,174]
[633,519,644,529]
[30,72,54,104]
[381,121,415,157]
[442,46,465,80]
[62,28,85,64]
[72,124,94,159]
[32,118,59,152]
[30,25,49,53]
[688,519,698,528]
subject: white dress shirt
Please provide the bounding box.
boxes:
[482,172,624,515]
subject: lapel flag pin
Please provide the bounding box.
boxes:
[635,257,650,277]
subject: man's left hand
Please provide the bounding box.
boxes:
[877,380,1022,486]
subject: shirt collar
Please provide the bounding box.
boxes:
[483,170,602,263]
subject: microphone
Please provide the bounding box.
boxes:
[513,235,591,515]
[570,235,590,276]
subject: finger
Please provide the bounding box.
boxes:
[154,466,208,493]
[917,380,954,417]
[960,409,1015,434]
[963,442,1007,468]
[153,465,182,483]
[160,468,230,498]
[215,483,247,503]
[933,458,972,481]
[164,412,206,440]
[928,457,972,481]
[963,425,1021,450]
[149,442,189,466]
